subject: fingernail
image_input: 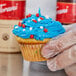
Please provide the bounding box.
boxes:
[42,49,59,58]
[42,49,55,58]
[44,51,55,58]
[47,59,57,71]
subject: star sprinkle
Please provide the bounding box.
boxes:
[32,19,37,23]
[26,15,28,18]
[44,28,48,33]
[38,18,41,22]
[26,14,32,18]
[15,26,18,29]
[38,17,44,22]
[22,24,25,28]
[45,15,49,19]
[23,29,26,31]
[18,22,22,27]
[40,26,43,29]
[36,13,39,17]
[40,17,44,20]
[30,35,34,38]
[28,14,32,17]
[35,51,37,54]
[30,27,33,31]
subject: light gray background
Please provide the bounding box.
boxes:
[26,0,57,20]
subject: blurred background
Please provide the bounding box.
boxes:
[26,0,57,20]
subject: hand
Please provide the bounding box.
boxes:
[41,23,76,73]
[65,64,76,76]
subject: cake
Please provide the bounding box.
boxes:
[12,9,65,61]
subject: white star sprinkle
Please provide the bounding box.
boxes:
[38,18,41,22]
[45,15,49,19]
[15,26,18,29]
[20,21,22,23]
[23,29,26,31]
[30,27,33,30]
[40,26,43,29]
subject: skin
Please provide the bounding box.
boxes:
[41,23,76,76]
[65,64,76,76]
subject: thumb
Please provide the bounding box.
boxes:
[47,45,76,71]
[65,64,76,76]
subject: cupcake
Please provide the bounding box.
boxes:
[12,9,65,61]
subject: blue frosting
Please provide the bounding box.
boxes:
[12,9,65,41]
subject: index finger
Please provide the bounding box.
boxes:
[41,28,76,58]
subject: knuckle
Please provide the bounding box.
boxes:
[55,40,64,51]
[72,28,76,36]
[49,39,64,51]
[69,45,76,59]
[48,35,68,52]
[71,45,76,58]
[56,56,64,68]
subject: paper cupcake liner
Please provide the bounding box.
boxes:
[19,43,47,61]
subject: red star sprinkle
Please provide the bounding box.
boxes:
[18,22,22,27]
[22,24,25,28]
[44,28,48,33]
[30,35,34,38]
[40,17,44,20]
[26,15,28,18]
[36,13,39,17]
[28,14,32,17]
[32,19,37,23]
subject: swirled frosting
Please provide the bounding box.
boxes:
[13,9,65,41]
